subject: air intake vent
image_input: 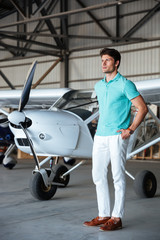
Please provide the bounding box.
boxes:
[17,138,29,146]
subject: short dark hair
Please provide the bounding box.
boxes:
[100,48,121,68]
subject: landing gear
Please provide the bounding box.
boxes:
[0,154,4,164]
[134,170,157,198]
[30,172,57,200]
[63,157,76,166]
[29,164,70,200]
[0,144,17,169]
[53,164,70,187]
[3,155,17,169]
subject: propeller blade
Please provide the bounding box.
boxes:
[20,123,40,170]
[18,60,37,112]
[0,109,9,116]
[0,118,8,124]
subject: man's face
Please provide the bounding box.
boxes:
[101,54,118,74]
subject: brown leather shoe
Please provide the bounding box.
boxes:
[83,216,110,227]
[99,218,122,231]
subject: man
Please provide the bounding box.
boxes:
[83,48,148,231]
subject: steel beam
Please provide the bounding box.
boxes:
[0,30,144,41]
[0,0,138,29]
[116,4,120,39]
[0,33,59,49]
[76,0,113,40]
[0,40,61,57]
[123,2,160,38]
[0,7,152,34]
[32,58,62,89]
[60,0,69,88]
[32,0,50,16]
[0,30,64,38]
[9,0,26,19]
[0,70,15,89]
[17,8,27,56]
[35,0,64,49]
[22,0,59,56]
[61,0,69,49]
[0,39,16,56]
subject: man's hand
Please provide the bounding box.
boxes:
[117,129,130,139]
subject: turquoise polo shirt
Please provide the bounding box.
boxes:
[95,72,140,136]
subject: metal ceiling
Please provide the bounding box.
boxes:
[0,0,16,19]
[0,0,159,60]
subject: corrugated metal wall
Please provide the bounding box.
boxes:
[0,0,159,90]
[69,40,160,90]
[0,56,61,89]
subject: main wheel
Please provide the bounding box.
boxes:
[134,170,157,198]
[63,157,76,166]
[30,172,57,200]
[53,164,70,187]
[3,156,17,169]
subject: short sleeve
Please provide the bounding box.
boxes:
[124,80,140,100]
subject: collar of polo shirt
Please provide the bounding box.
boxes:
[103,72,120,84]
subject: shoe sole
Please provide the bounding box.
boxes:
[99,226,122,231]
[83,224,103,227]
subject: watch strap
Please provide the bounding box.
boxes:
[127,127,134,135]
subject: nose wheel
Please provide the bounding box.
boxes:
[29,172,57,200]
[29,164,70,200]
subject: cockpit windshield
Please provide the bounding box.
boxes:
[50,90,98,113]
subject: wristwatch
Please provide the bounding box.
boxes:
[127,127,134,135]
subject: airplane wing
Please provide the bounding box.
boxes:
[135,78,160,106]
[0,78,159,110]
[57,78,160,109]
[0,88,71,109]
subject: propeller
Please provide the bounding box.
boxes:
[0,61,37,125]
[1,60,40,170]
[0,118,9,124]
[18,61,37,112]
[8,60,37,125]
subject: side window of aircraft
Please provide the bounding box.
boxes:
[132,104,159,151]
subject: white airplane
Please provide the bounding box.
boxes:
[0,61,159,201]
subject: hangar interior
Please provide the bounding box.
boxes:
[0,0,159,90]
[0,1,160,240]
[0,0,160,160]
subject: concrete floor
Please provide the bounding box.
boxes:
[0,158,160,240]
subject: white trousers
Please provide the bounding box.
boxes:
[92,135,129,218]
